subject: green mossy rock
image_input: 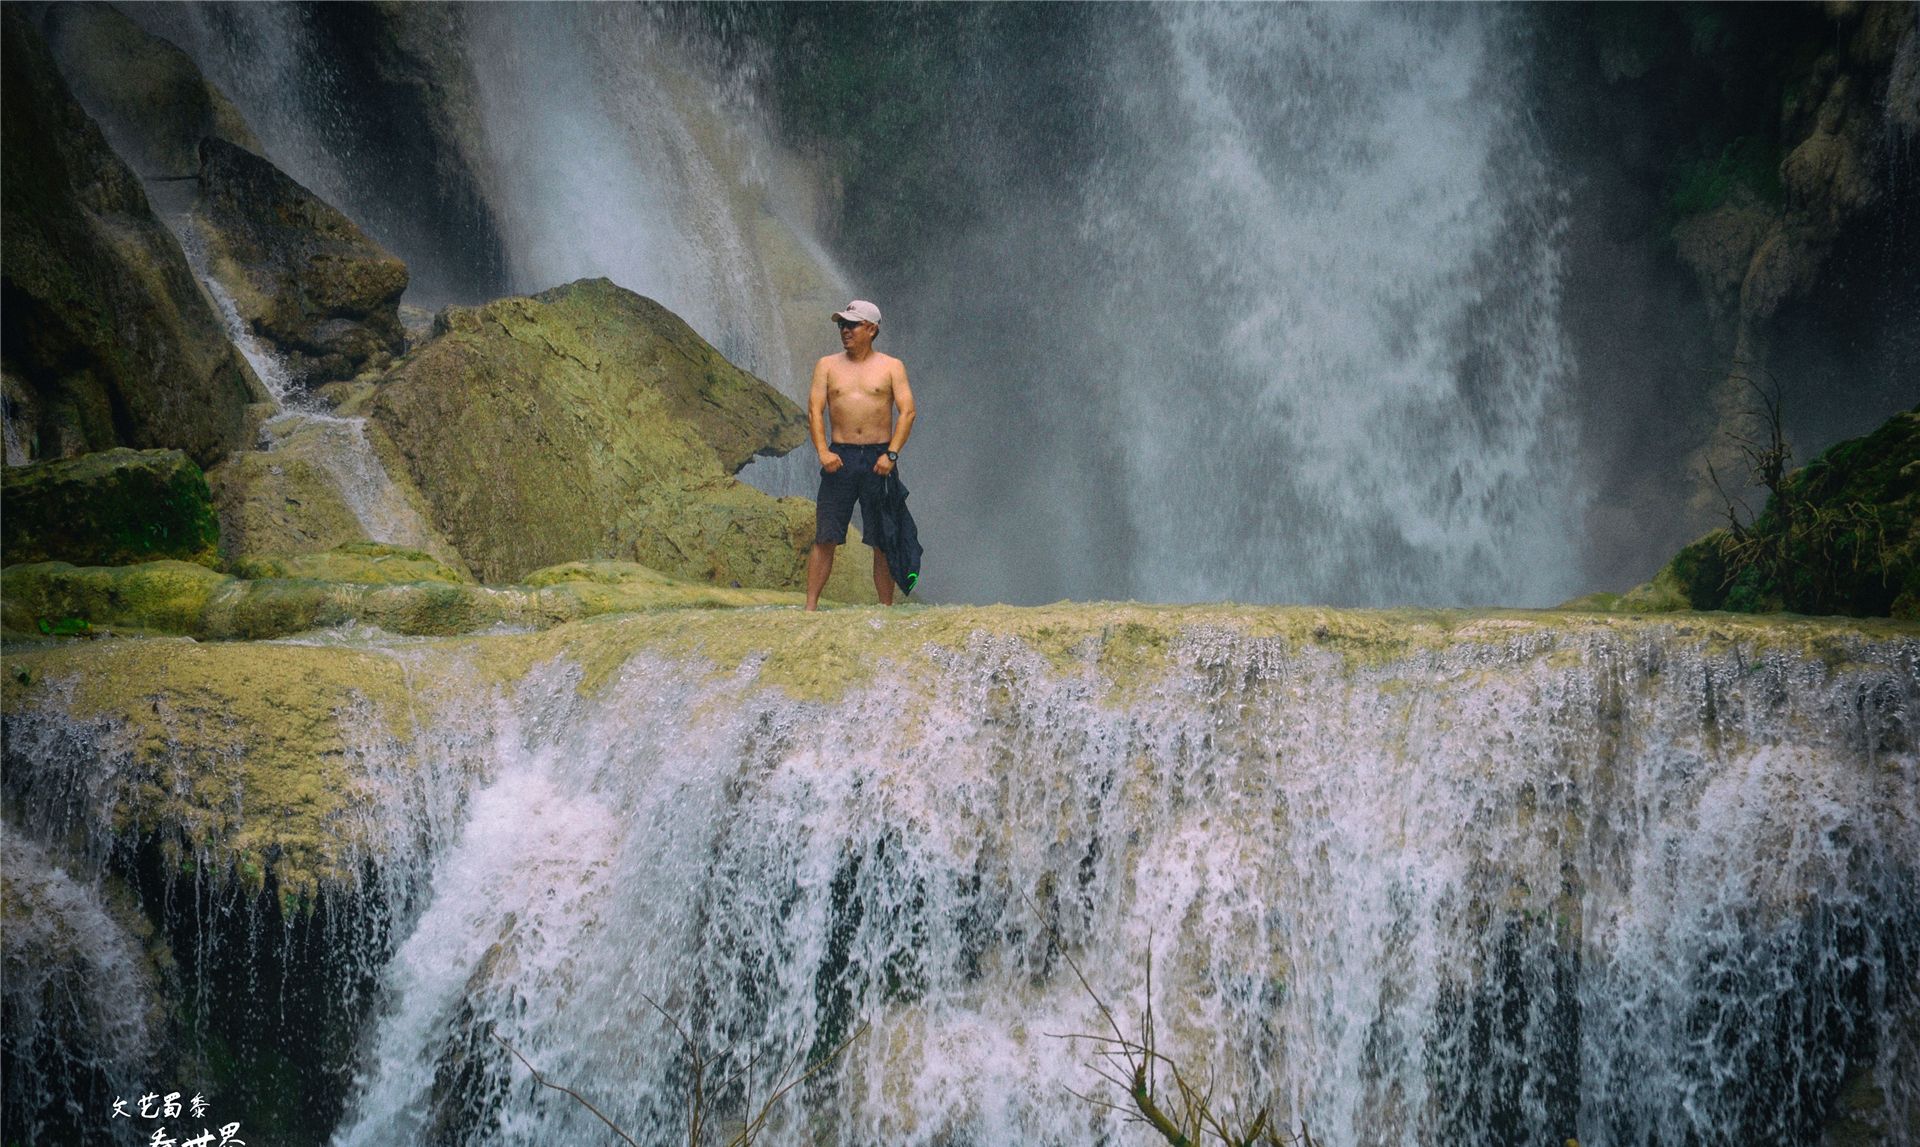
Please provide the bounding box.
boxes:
[191,137,408,386]
[41,2,261,179]
[1,448,220,567]
[1624,407,1919,618]
[0,9,262,469]
[367,278,812,586]
[230,542,467,586]
[2,637,419,895]
[0,556,826,642]
[1,559,233,637]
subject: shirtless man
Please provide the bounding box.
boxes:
[805,299,916,611]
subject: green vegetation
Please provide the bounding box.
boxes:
[1701,402,1918,617]
[1664,135,1783,222]
[0,448,222,568]
[1627,402,1920,618]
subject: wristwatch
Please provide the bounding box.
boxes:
[885,450,899,462]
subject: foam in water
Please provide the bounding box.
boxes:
[0,833,158,1145]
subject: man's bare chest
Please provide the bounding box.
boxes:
[826,368,893,403]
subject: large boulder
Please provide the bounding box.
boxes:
[41,2,261,180]
[0,8,261,469]
[1,448,219,569]
[191,137,409,386]
[366,279,822,587]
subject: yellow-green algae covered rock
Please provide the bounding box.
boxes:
[230,542,468,586]
[366,277,815,586]
[3,638,420,898]
[4,603,1911,906]
[205,414,472,577]
[458,599,1920,707]
[2,560,233,636]
[1,554,863,642]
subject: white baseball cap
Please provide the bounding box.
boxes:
[832,299,882,326]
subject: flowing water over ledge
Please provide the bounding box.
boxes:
[4,607,1917,1146]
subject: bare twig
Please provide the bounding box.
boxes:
[489,1024,643,1147]
[492,1004,868,1147]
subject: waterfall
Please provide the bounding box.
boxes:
[869,4,1580,606]
[312,620,1916,1145]
[13,616,1908,1144]
[0,834,159,1146]
[1102,7,1578,607]
[126,1,849,500]
[167,202,448,556]
[459,3,849,499]
[123,4,1585,601]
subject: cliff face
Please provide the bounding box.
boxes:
[1533,3,1920,587]
[0,8,262,470]
[4,606,1917,1144]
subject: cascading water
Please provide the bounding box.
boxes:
[127,1,850,500]
[319,621,1917,1146]
[865,4,1580,606]
[172,216,449,556]
[127,4,1585,602]
[0,834,159,1146]
[459,3,850,499]
[6,616,1916,1144]
[1099,7,1578,607]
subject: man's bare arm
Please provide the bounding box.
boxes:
[876,363,916,476]
[808,357,842,472]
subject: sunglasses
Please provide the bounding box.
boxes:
[837,320,864,332]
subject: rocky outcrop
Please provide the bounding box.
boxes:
[0,448,219,569]
[0,8,262,469]
[192,137,409,386]
[366,278,822,588]
[41,2,261,179]
[1669,3,1919,510]
[229,542,467,586]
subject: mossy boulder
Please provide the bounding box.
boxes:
[41,1,261,179]
[191,137,409,386]
[1624,406,1920,618]
[1,448,219,568]
[366,278,813,586]
[1,559,232,638]
[0,8,262,469]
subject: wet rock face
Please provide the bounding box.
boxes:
[0,8,260,469]
[203,409,471,576]
[368,278,820,587]
[0,447,219,569]
[41,1,260,179]
[192,137,409,387]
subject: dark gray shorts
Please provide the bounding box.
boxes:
[815,442,887,546]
